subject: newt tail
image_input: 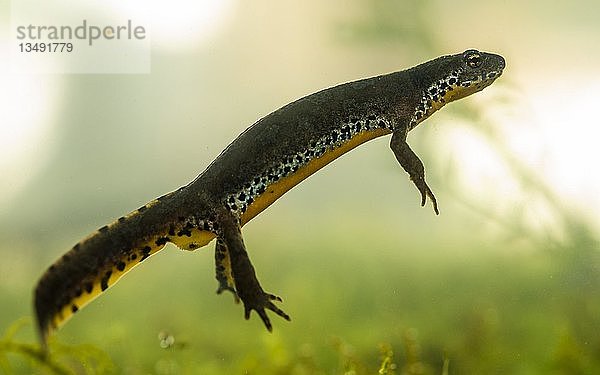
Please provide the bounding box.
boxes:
[34,49,505,347]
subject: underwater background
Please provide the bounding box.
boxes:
[1,1,599,373]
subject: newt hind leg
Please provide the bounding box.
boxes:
[214,238,239,303]
[218,212,290,331]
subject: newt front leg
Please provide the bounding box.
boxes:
[218,212,290,331]
[390,130,439,215]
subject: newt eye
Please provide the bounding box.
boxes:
[465,51,482,68]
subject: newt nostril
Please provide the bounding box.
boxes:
[496,54,506,70]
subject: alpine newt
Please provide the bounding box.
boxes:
[34,49,505,346]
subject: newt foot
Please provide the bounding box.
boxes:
[412,176,439,215]
[241,290,290,332]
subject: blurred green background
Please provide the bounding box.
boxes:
[1,0,599,374]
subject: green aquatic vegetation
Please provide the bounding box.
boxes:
[0,318,113,375]
[1,318,454,375]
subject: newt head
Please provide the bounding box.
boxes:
[409,49,505,128]
[447,49,506,101]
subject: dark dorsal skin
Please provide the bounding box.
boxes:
[34,49,505,347]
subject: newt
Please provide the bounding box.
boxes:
[34,49,505,346]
